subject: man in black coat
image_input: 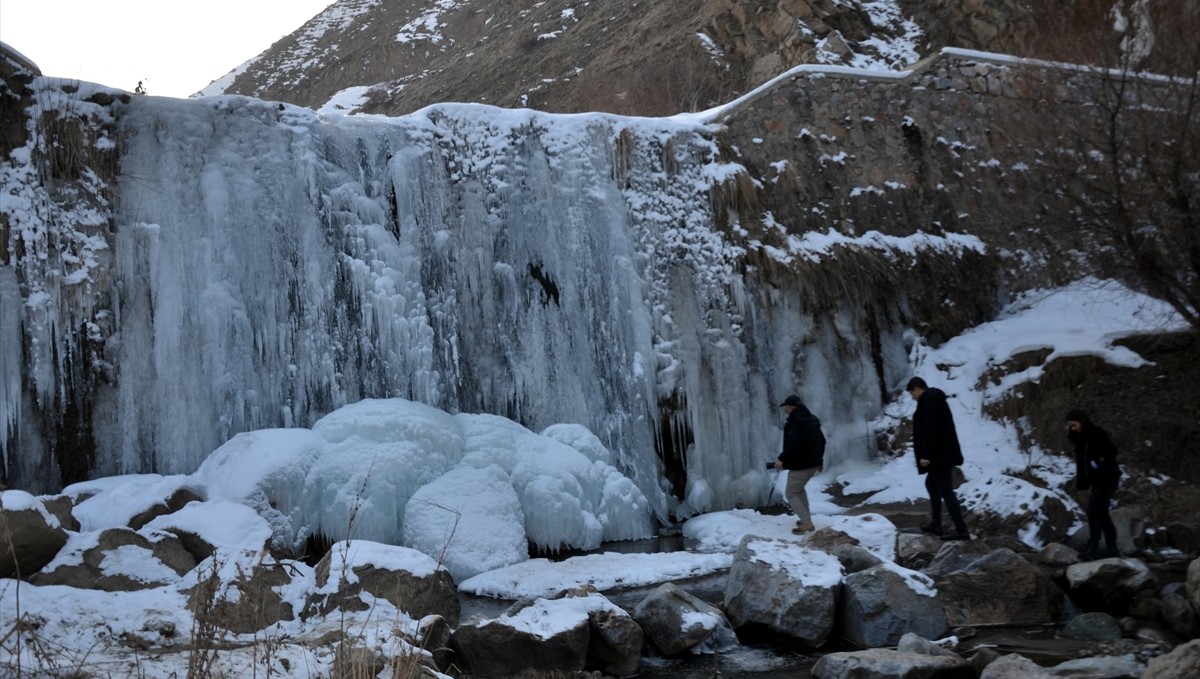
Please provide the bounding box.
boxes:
[773,395,826,535]
[1067,410,1121,559]
[907,377,970,540]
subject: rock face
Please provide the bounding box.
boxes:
[1142,638,1200,679]
[722,535,843,647]
[838,564,948,648]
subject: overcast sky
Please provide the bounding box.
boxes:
[0,0,335,98]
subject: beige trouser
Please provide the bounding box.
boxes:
[785,467,819,527]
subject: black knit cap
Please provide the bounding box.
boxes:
[1066,409,1090,423]
[780,395,803,407]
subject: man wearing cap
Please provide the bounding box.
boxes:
[773,395,826,535]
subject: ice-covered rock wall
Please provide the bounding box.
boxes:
[2,79,981,515]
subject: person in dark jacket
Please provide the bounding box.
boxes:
[907,377,970,540]
[1067,410,1121,559]
[774,395,826,535]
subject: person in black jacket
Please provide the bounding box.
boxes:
[907,377,970,540]
[1067,410,1121,559]
[773,395,826,535]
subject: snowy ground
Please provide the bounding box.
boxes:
[0,278,1188,677]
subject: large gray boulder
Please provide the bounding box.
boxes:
[930,547,1062,626]
[0,490,69,578]
[1062,611,1123,641]
[304,540,460,625]
[722,535,843,647]
[895,532,945,570]
[1065,557,1157,612]
[636,582,737,656]
[838,564,948,648]
[30,527,195,591]
[812,648,973,679]
[450,591,634,678]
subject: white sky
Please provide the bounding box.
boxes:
[0,0,335,98]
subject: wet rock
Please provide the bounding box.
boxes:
[0,491,69,578]
[30,527,195,591]
[1062,611,1123,641]
[813,648,973,678]
[931,547,1063,626]
[723,535,841,647]
[638,582,736,656]
[1045,654,1144,677]
[1142,638,1200,678]
[838,564,947,648]
[1066,558,1157,612]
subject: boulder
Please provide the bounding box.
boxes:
[0,490,69,578]
[930,547,1063,626]
[812,648,973,679]
[896,633,961,658]
[1066,558,1157,612]
[30,527,195,591]
[1039,542,1080,567]
[1160,592,1196,639]
[305,540,460,625]
[896,532,945,570]
[182,552,298,634]
[128,487,204,530]
[1062,611,1123,641]
[805,527,861,552]
[838,564,948,648]
[1069,505,1148,556]
[37,495,81,532]
[451,592,629,678]
[585,597,643,677]
[1142,638,1200,678]
[722,535,842,647]
[828,543,884,574]
[637,582,737,656]
[979,653,1052,678]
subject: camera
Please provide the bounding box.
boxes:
[765,462,777,469]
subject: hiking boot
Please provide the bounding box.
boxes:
[792,520,815,534]
[919,522,943,536]
[1079,544,1100,561]
[1100,546,1120,559]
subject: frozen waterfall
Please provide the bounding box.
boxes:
[2,84,939,517]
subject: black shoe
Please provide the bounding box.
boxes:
[919,522,943,536]
[944,531,971,541]
[1100,546,1120,558]
[1080,545,1100,561]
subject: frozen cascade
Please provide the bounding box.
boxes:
[1,87,942,518]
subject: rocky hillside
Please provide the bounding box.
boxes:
[207,0,1048,116]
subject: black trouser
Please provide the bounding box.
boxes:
[1085,478,1119,550]
[925,468,967,533]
